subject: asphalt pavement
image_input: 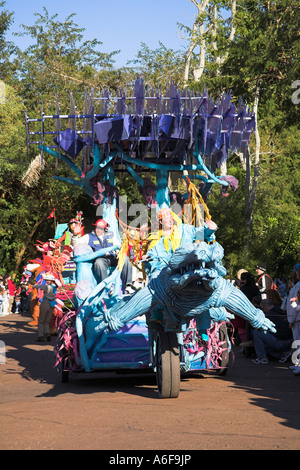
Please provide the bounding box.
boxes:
[1,312,300,451]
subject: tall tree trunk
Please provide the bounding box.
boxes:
[185,0,236,83]
[245,82,261,233]
[184,0,209,83]
[216,0,237,66]
[244,147,251,201]
[238,151,247,171]
[219,159,227,176]
[193,28,206,81]
[184,22,198,83]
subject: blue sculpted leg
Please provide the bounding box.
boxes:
[80,285,155,367]
[106,286,154,330]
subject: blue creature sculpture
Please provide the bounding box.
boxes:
[73,238,276,372]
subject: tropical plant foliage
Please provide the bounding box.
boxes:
[0,1,299,281]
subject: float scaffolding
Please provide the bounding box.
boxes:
[25,78,275,398]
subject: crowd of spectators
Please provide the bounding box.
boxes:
[0,275,30,317]
[231,262,300,375]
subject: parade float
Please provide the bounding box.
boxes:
[24,79,276,398]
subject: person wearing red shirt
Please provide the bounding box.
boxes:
[6,276,16,314]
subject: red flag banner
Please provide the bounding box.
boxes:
[47,208,56,219]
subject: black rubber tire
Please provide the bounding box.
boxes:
[59,353,70,383]
[156,330,180,398]
[215,323,230,376]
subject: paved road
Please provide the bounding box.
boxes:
[1,312,300,451]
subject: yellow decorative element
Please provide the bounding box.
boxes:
[163,224,182,253]
[116,237,129,272]
[148,232,160,251]
[185,177,211,225]
[148,222,182,253]
[172,210,183,226]
[117,230,149,283]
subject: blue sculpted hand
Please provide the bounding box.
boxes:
[259,317,276,334]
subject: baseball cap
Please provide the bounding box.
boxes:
[256,262,267,272]
[93,219,108,230]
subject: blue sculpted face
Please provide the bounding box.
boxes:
[169,242,210,271]
[166,242,225,293]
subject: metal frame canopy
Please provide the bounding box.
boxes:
[25,78,255,202]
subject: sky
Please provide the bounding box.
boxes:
[5,0,196,68]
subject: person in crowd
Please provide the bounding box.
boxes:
[71,218,132,289]
[281,269,297,313]
[240,295,263,352]
[0,288,4,315]
[273,277,287,297]
[0,276,9,316]
[230,270,249,345]
[252,295,261,308]
[5,275,16,313]
[286,266,300,374]
[266,288,283,306]
[240,294,264,352]
[255,262,273,299]
[240,272,261,302]
[14,289,21,313]
[20,283,30,313]
[234,269,248,289]
[0,286,6,316]
[251,298,293,364]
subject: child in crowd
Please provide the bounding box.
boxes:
[287,267,300,371]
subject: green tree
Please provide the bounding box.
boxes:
[178,0,237,84]
[13,7,119,112]
[191,0,300,275]
[0,1,19,80]
[0,83,26,198]
[1,1,298,281]
[129,42,185,89]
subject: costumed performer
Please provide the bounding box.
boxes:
[35,273,59,342]
[55,211,84,250]
[145,207,218,278]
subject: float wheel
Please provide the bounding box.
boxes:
[215,323,230,376]
[59,351,70,383]
[155,330,180,398]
